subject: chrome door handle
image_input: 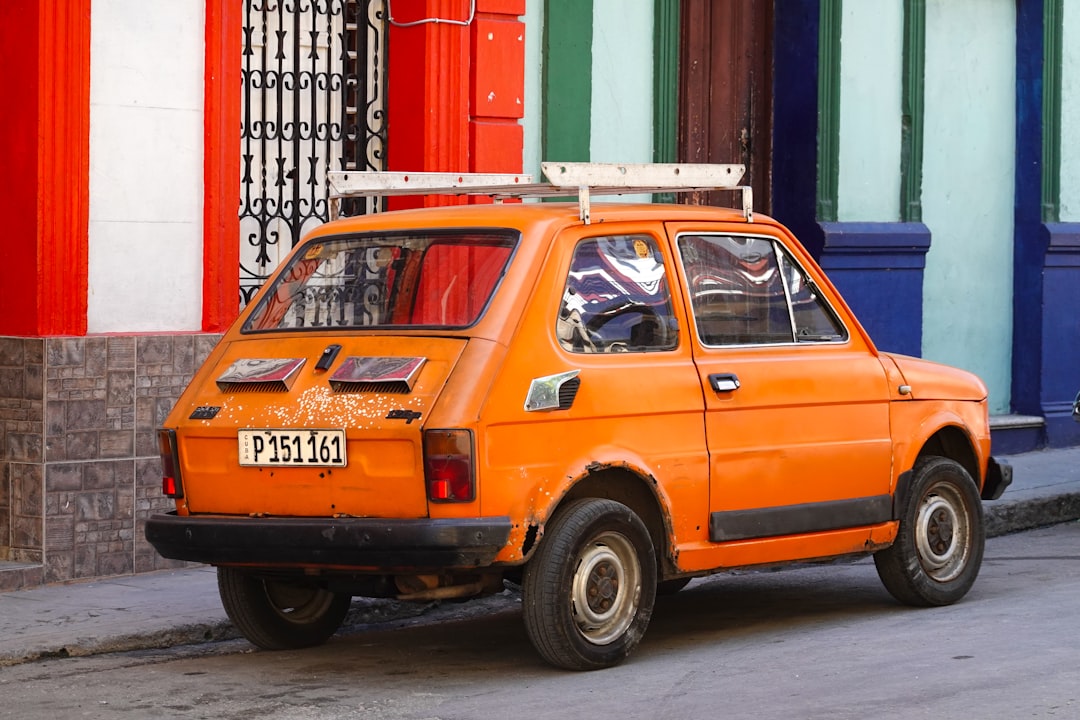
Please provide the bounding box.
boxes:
[708,373,740,393]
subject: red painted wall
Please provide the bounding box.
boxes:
[0,0,91,336]
[387,0,525,209]
[202,0,242,332]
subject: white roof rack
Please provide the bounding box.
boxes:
[327,162,752,224]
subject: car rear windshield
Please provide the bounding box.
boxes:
[243,230,518,332]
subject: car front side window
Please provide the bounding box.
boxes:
[678,233,846,347]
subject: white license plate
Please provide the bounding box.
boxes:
[238,429,347,467]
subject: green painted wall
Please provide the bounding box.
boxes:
[921,0,1015,414]
[541,0,593,164]
[1062,0,1080,221]
[837,0,904,221]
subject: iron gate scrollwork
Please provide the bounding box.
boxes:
[240,0,387,306]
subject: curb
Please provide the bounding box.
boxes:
[985,493,1080,538]
[0,622,239,668]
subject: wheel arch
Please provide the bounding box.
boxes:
[915,425,981,487]
[535,464,677,578]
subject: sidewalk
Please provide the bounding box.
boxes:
[2,446,1079,668]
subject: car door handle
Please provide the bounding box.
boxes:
[709,373,741,393]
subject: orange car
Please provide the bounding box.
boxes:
[147,163,1011,670]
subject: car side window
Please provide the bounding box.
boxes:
[557,235,678,353]
[678,234,845,346]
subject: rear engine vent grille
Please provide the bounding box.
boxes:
[330,381,411,394]
[217,381,290,394]
[216,358,306,393]
[328,356,426,395]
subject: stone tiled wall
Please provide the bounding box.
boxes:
[0,334,220,588]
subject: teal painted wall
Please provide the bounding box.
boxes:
[921,0,1015,414]
[525,0,654,190]
[837,0,904,221]
[590,0,653,166]
[1062,1,1080,221]
[523,0,544,180]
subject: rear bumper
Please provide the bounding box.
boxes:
[145,512,513,570]
[981,457,1013,501]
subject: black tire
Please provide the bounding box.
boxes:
[522,499,657,671]
[656,577,692,596]
[217,567,351,650]
[874,456,985,607]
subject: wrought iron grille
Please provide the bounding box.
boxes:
[240,0,387,306]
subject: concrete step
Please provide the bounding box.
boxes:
[990,414,1045,455]
[0,562,43,593]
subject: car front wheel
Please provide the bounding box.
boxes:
[217,567,351,650]
[874,455,985,606]
[522,499,657,670]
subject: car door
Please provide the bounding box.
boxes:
[666,222,894,546]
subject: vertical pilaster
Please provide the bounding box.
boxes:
[0,0,90,336]
[469,0,526,175]
[900,0,925,223]
[542,0,593,163]
[816,0,842,223]
[386,0,472,208]
[203,0,242,332]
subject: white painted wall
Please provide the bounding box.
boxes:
[590,0,653,202]
[1061,1,1080,221]
[921,0,1015,414]
[837,0,903,221]
[88,0,205,333]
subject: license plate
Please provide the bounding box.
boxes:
[238,429,347,467]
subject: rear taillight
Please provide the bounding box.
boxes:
[157,428,184,499]
[423,429,475,503]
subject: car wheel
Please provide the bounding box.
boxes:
[217,566,351,650]
[874,456,985,606]
[522,499,657,671]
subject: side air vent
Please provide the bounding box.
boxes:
[329,356,426,394]
[558,377,581,410]
[525,370,581,412]
[216,358,305,393]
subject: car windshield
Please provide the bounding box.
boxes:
[243,231,518,332]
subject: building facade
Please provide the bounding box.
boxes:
[0,0,1077,590]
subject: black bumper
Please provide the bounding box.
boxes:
[145,512,513,570]
[982,457,1013,501]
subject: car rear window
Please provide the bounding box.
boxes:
[243,231,517,332]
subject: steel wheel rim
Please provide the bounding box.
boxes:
[570,531,641,645]
[264,581,337,625]
[914,482,971,582]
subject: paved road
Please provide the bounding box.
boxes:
[3,522,1079,719]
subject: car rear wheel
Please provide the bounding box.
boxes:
[874,456,985,606]
[522,499,657,671]
[217,567,351,650]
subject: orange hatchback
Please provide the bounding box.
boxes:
[147,163,1011,670]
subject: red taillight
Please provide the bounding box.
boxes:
[423,429,475,503]
[157,428,184,499]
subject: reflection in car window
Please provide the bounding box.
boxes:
[243,231,516,332]
[677,234,845,346]
[557,235,678,353]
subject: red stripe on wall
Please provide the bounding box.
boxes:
[202,0,242,332]
[0,0,90,336]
